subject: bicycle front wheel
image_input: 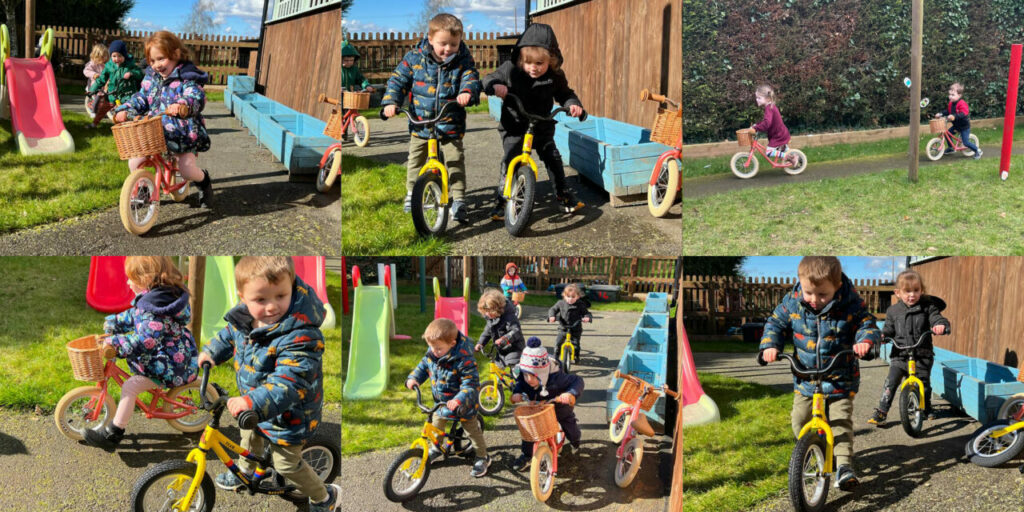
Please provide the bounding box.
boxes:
[899,383,924,438]
[131,459,214,512]
[383,447,431,502]
[163,380,219,433]
[54,386,115,441]
[614,437,644,488]
[530,443,555,503]
[559,346,572,374]
[788,434,829,512]
[609,403,631,444]
[925,138,945,161]
[730,152,758,179]
[966,422,1024,467]
[282,432,341,502]
[411,171,449,237]
[504,165,536,237]
[647,158,679,217]
[317,149,341,192]
[479,380,505,416]
[120,169,159,235]
[353,116,371,147]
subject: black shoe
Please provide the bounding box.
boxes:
[83,424,124,451]
[489,200,505,221]
[556,191,583,213]
[836,465,859,491]
[513,454,530,472]
[196,170,214,208]
[867,408,886,426]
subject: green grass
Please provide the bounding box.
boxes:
[340,153,452,255]
[0,257,342,409]
[57,83,223,105]
[684,372,794,512]
[684,124,1024,179]
[684,157,1024,254]
[690,338,760,353]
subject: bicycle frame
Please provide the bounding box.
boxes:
[341,109,361,135]
[941,129,968,151]
[418,137,451,204]
[741,138,793,169]
[84,359,196,423]
[487,361,516,389]
[795,391,836,475]
[503,133,539,198]
[533,431,564,475]
[400,422,448,481]
[651,132,682,188]
[318,143,343,168]
[898,358,927,410]
[559,334,576,365]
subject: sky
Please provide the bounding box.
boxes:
[343,0,532,35]
[739,257,909,282]
[123,0,265,37]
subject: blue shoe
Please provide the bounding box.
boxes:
[452,199,469,224]
[309,483,342,511]
[973,149,983,160]
[214,471,245,491]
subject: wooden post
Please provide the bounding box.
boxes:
[908,0,923,182]
[627,258,638,296]
[708,277,719,335]
[462,256,471,290]
[188,257,206,339]
[24,0,35,58]
[670,275,683,511]
[609,256,617,287]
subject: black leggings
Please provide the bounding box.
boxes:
[497,129,568,198]
[877,356,933,413]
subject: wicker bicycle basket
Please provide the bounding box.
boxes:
[343,91,370,110]
[111,116,166,160]
[650,107,682,147]
[511,291,526,303]
[66,335,106,382]
[929,118,948,134]
[736,129,754,147]
[514,403,560,442]
[324,109,343,140]
[617,378,659,411]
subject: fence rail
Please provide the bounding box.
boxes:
[346,32,520,80]
[683,275,893,334]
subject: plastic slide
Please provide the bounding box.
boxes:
[680,325,720,426]
[433,276,470,335]
[294,256,336,329]
[200,256,237,344]
[85,256,134,313]
[1,28,74,155]
[343,265,393,400]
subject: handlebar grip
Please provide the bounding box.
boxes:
[318,94,341,106]
[663,387,679,398]
[199,361,213,408]
[578,110,588,122]
[756,351,768,366]
[379,109,389,121]
[237,410,258,430]
[648,93,668,103]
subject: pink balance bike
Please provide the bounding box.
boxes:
[317,93,345,192]
[608,370,678,487]
[730,128,808,179]
[640,89,681,217]
[925,117,979,161]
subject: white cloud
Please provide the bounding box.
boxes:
[209,0,263,20]
[124,16,160,31]
[862,257,905,281]
[342,19,393,34]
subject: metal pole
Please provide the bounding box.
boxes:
[1000,44,1022,181]
[908,0,923,183]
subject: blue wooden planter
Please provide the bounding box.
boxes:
[226,91,332,178]
[606,292,672,428]
[487,95,502,121]
[281,116,334,174]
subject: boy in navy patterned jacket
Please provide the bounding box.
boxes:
[382,13,482,224]
[197,257,340,511]
[758,257,880,492]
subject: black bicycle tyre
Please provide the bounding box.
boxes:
[504,165,536,236]
[479,380,505,416]
[788,433,829,512]
[131,459,215,512]
[383,447,431,502]
[966,422,1024,467]
[411,172,449,237]
[900,383,924,438]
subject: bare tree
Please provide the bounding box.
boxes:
[180,0,221,36]
[410,0,453,33]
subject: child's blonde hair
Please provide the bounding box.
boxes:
[235,257,295,290]
[797,257,842,288]
[477,288,506,315]
[125,256,185,290]
[90,43,109,64]
[518,46,561,72]
[428,13,463,39]
[144,30,190,63]
[755,84,776,103]
[950,82,965,95]
[423,318,459,345]
[562,283,583,298]
[895,270,926,294]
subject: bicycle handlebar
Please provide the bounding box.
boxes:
[318,93,340,106]
[614,370,676,400]
[640,88,678,108]
[380,100,461,125]
[503,93,588,124]
[200,361,259,429]
[884,329,948,350]
[757,348,873,378]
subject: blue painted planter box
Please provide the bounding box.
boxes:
[487,95,502,121]
[227,75,255,95]
[259,114,298,161]
[228,91,333,177]
[281,116,333,174]
[644,292,669,313]
[606,293,671,428]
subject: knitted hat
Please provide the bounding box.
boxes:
[109,40,128,58]
[519,337,551,396]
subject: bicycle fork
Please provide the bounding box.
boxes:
[503,132,538,198]
[898,359,926,410]
[418,138,450,205]
[796,393,835,475]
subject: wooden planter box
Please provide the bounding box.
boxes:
[605,293,671,428]
[231,92,333,179]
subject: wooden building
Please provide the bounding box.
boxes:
[909,257,1024,366]
[255,0,341,120]
[529,0,682,128]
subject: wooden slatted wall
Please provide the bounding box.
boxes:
[258,7,341,120]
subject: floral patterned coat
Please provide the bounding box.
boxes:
[114,62,211,154]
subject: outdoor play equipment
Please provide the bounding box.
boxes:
[640,88,682,217]
[433,276,469,335]
[925,118,980,161]
[679,325,721,426]
[343,265,394,400]
[315,94,346,192]
[1,26,75,155]
[731,127,808,179]
[85,256,135,313]
[1000,43,1022,181]
[610,370,679,488]
[200,256,236,344]
[293,255,336,329]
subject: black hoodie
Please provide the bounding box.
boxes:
[882,295,950,359]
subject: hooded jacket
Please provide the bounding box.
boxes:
[882,296,950,359]
[478,300,526,367]
[500,263,526,296]
[758,274,881,398]
[548,296,592,329]
[481,23,581,136]
[203,276,327,446]
[342,41,370,91]
[941,98,971,132]
[115,62,211,154]
[87,53,144,103]
[103,286,198,389]
[407,333,480,420]
[380,38,482,140]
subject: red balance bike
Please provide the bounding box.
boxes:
[925,117,980,161]
[317,93,345,192]
[730,128,808,179]
[640,89,681,217]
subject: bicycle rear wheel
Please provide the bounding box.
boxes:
[966,422,1024,467]
[504,165,536,236]
[281,433,341,502]
[784,149,808,175]
[383,447,430,502]
[647,158,679,217]
[411,171,449,236]
[164,380,219,433]
[131,459,214,512]
[54,386,115,441]
[614,437,644,488]
[788,434,829,512]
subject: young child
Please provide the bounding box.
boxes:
[474,288,525,370]
[84,256,198,450]
[341,41,373,93]
[749,84,798,167]
[868,270,950,425]
[934,82,982,159]
[500,262,527,300]
[482,23,585,219]
[85,40,142,128]
[83,43,108,92]
[381,13,481,224]
[547,283,592,363]
[113,31,214,208]
[759,256,880,491]
[510,337,583,471]
[405,318,492,477]
[197,257,340,511]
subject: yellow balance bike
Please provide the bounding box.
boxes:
[883,331,944,438]
[551,318,587,374]
[478,342,518,416]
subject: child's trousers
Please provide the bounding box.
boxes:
[406,135,465,201]
[877,356,933,414]
[791,394,854,468]
[555,325,583,359]
[949,127,980,154]
[237,429,329,503]
[432,415,487,457]
[519,403,581,457]
[113,375,158,427]
[497,128,569,198]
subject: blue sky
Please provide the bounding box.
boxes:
[740,257,909,282]
[124,0,264,37]
[343,0,530,35]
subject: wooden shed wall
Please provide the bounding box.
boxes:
[258,7,341,120]
[912,257,1024,365]
[532,0,682,128]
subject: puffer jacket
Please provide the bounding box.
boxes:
[104,286,198,389]
[203,276,327,446]
[115,62,211,154]
[547,297,593,328]
[883,296,950,359]
[87,54,143,103]
[407,333,480,420]
[478,301,525,367]
[758,274,881,398]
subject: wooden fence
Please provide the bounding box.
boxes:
[36,25,257,86]
[683,275,893,334]
[258,7,342,120]
[346,31,520,80]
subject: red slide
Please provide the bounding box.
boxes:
[85,256,134,313]
[293,256,336,329]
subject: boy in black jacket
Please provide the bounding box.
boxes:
[547,283,592,363]
[868,270,950,425]
[934,82,982,159]
[481,23,586,219]
[475,288,526,370]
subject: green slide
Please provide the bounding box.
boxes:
[343,281,393,400]
[200,256,237,344]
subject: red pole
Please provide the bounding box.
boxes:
[1000,44,1022,181]
[341,256,350,314]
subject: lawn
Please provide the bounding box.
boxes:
[684,123,1024,179]
[683,157,1024,254]
[0,257,342,409]
[684,372,794,512]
